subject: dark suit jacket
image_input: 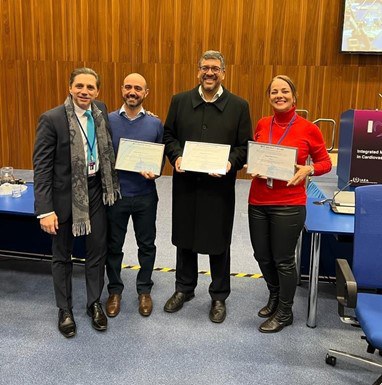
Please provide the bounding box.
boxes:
[163,86,253,254]
[33,100,109,223]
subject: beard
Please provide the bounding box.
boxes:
[124,95,142,108]
[200,75,220,93]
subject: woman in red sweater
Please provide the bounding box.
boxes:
[248,75,332,333]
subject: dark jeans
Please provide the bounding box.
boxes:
[106,190,158,295]
[248,205,306,308]
[175,247,231,301]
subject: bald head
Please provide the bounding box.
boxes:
[123,73,148,89]
[121,73,149,113]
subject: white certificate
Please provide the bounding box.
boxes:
[115,139,164,175]
[180,141,231,174]
[247,141,298,181]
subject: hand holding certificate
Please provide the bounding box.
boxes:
[115,138,164,176]
[180,141,231,175]
[246,141,297,181]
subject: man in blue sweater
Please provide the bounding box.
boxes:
[106,73,163,317]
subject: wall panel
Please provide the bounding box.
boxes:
[1,0,382,173]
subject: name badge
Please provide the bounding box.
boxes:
[88,161,96,177]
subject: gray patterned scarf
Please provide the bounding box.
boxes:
[64,96,120,236]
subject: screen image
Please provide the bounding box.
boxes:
[340,0,382,53]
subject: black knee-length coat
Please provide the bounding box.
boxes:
[164,86,252,255]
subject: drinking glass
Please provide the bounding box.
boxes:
[12,184,22,198]
[0,166,15,184]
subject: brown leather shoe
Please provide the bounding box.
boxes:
[106,294,121,317]
[138,294,153,317]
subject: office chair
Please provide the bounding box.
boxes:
[326,185,382,385]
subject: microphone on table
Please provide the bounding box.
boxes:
[313,179,354,205]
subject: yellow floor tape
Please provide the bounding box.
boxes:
[122,264,263,279]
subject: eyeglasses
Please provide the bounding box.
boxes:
[199,66,223,74]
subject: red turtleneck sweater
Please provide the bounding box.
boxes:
[248,106,332,205]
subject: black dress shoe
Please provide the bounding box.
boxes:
[87,302,107,331]
[209,300,226,323]
[259,311,293,333]
[164,291,195,313]
[58,309,76,338]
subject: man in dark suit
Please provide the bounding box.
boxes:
[163,50,252,323]
[33,67,119,338]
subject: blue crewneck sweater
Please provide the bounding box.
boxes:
[109,110,164,197]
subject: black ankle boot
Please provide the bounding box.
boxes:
[258,291,279,318]
[258,306,293,333]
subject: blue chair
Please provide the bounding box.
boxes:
[326,185,382,385]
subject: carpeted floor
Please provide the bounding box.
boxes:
[1,170,380,385]
[0,257,380,385]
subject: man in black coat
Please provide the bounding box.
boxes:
[163,50,252,323]
[33,67,119,337]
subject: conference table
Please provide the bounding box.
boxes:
[0,183,52,257]
[0,182,84,258]
[304,197,354,328]
[0,182,34,215]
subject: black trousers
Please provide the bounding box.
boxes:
[248,205,306,308]
[106,190,158,295]
[175,247,231,301]
[52,175,107,310]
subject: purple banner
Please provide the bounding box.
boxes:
[351,110,382,185]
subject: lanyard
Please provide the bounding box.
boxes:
[76,115,96,160]
[269,113,296,144]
